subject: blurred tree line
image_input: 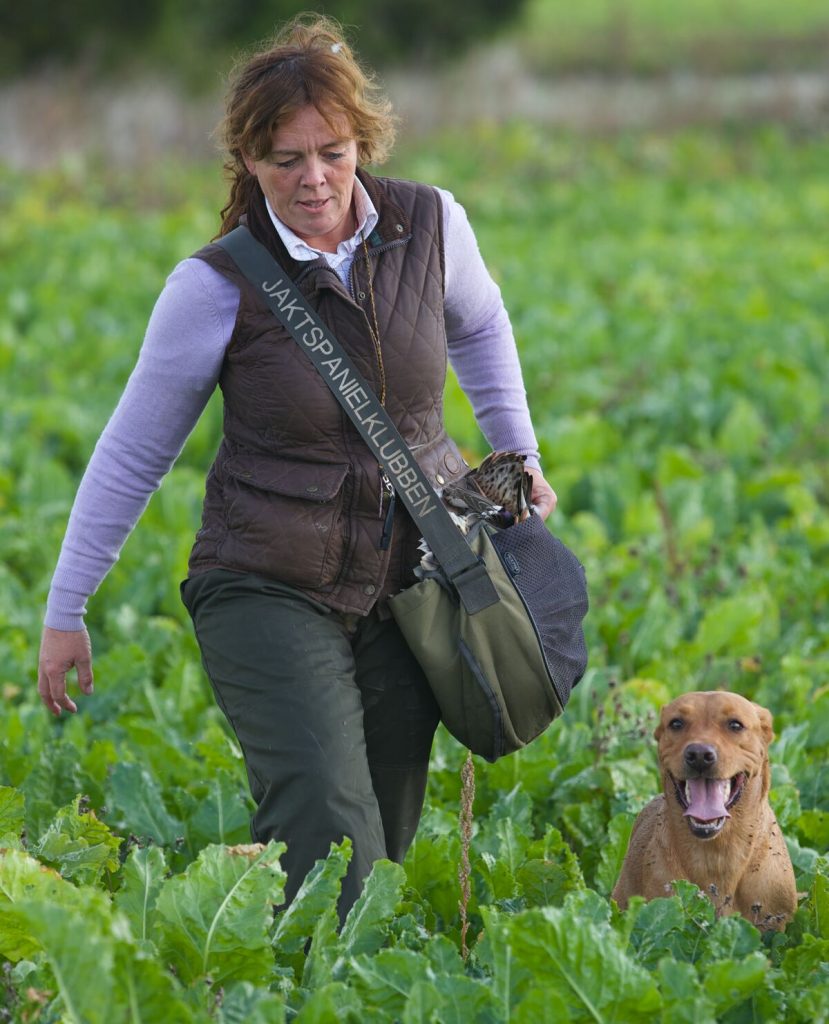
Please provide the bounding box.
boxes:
[0,0,526,83]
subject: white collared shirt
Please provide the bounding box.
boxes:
[264,176,379,289]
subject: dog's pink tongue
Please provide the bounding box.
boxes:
[684,778,731,821]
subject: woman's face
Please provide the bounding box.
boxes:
[244,105,358,253]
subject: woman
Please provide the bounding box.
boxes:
[37,15,556,916]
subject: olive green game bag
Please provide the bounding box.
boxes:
[388,512,588,762]
[217,225,589,762]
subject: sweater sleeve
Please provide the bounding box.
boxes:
[44,259,239,630]
[438,188,541,468]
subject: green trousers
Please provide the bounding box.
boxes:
[181,569,440,918]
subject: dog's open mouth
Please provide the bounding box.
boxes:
[671,773,747,838]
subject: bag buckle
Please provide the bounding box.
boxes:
[451,558,500,614]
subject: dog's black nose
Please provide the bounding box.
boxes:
[684,743,718,771]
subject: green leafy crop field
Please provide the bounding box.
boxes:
[1,124,828,1020]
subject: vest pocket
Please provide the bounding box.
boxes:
[222,453,350,589]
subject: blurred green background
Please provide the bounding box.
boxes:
[2,0,829,171]
[4,0,829,79]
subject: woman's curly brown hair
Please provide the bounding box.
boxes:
[217,13,397,235]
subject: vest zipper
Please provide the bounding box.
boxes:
[380,473,396,550]
[356,244,398,551]
[299,232,411,551]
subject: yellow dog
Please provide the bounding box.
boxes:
[612,691,796,931]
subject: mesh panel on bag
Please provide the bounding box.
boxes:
[490,514,589,707]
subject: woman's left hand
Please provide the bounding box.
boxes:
[526,468,557,520]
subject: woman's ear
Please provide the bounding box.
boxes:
[243,152,257,175]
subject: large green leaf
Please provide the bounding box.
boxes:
[698,913,762,964]
[517,825,586,907]
[813,871,829,940]
[478,848,518,903]
[293,981,363,1023]
[34,796,122,886]
[791,983,829,1024]
[404,830,462,929]
[155,841,286,987]
[780,935,829,990]
[112,942,197,1024]
[0,785,24,842]
[0,848,93,961]
[11,899,116,1024]
[2,831,159,1022]
[20,741,90,841]
[480,905,662,1021]
[403,975,500,1024]
[300,904,341,991]
[595,813,635,897]
[477,786,534,857]
[185,769,253,848]
[691,585,779,657]
[657,960,716,1024]
[626,884,718,969]
[274,840,350,955]
[716,397,768,459]
[347,948,434,1020]
[114,844,168,945]
[106,762,184,846]
[704,952,771,1016]
[217,981,286,1024]
[339,859,407,959]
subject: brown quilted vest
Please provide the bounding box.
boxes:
[186,170,468,615]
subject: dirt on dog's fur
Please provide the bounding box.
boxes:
[612,690,796,931]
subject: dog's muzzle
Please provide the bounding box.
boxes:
[671,772,747,838]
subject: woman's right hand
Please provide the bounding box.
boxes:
[37,626,94,716]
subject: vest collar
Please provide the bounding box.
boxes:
[241,169,412,289]
[356,168,412,249]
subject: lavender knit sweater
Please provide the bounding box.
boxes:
[45,187,541,630]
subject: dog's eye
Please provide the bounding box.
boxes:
[668,718,684,731]
[727,719,745,732]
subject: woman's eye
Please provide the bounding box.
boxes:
[325,151,345,162]
[266,155,297,168]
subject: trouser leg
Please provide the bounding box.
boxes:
[181,569,440,918]
[181,570,387,917]
[353,612,441,863]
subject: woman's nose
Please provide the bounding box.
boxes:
[300,156,326,187]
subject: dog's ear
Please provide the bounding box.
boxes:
[654,712,665,742]
[754,703,774,745]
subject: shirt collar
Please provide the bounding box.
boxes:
[265,176,379,263]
